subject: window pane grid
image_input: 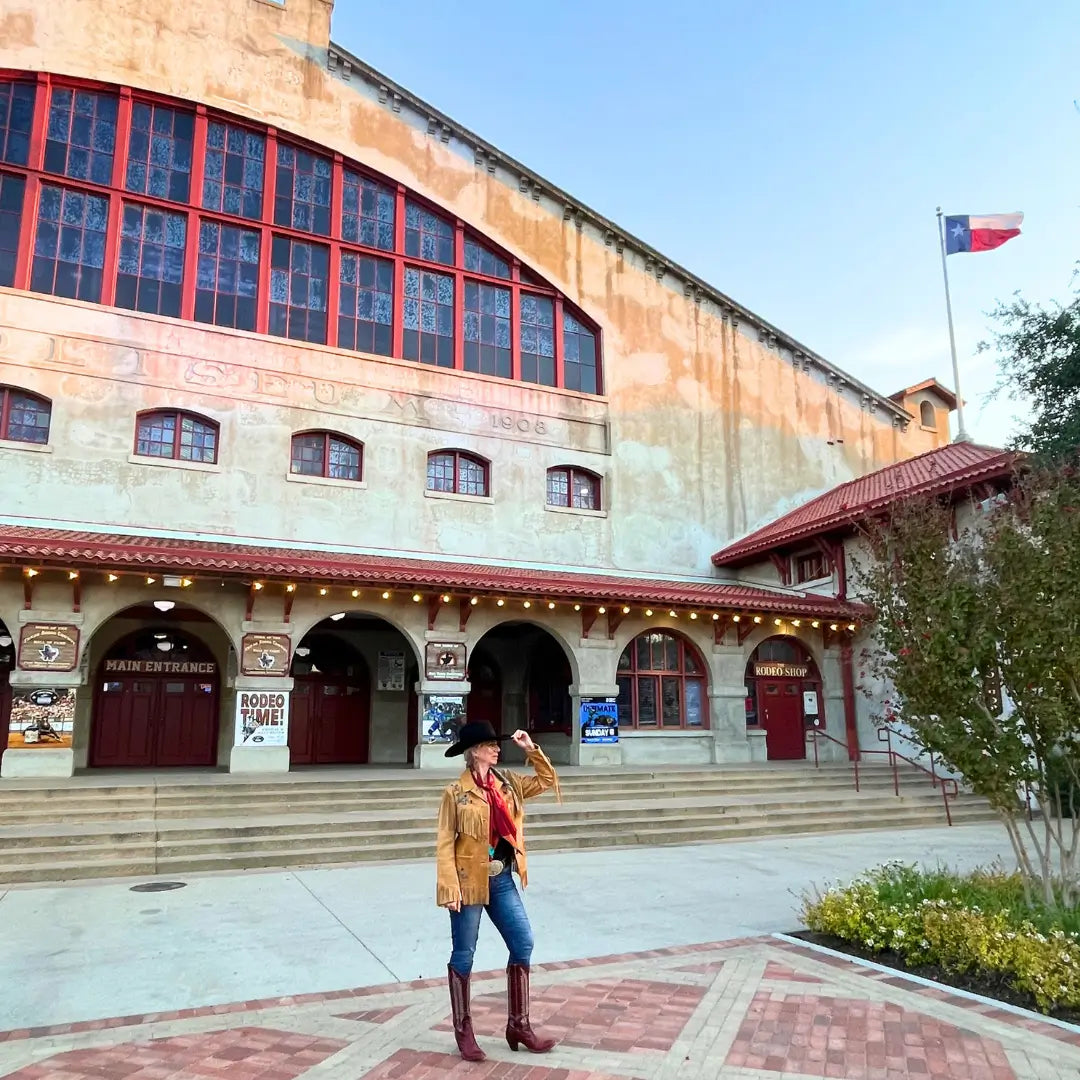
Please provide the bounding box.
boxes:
[426,451,455,493]
[342,170,394,251]
[269,235,328,344]
[203,121,265,220]
[338,252,392,355]
[195,221,260,330]
[275,143,331,236]
[464,281,510,378]
[546,467,570,508]
[6,78,602,395]
[0,172,25,288]
[1,388,51,444]
[30,184,108,302]
[291,433,327,476]
[403,267,453,367]
[44,88,117,186]
[520,294,555,386]
[136,412,177,457]
[116,203,187,317]
[616,633,705,729]
[0,80,35,166]
[125,103,193,204]
[328,437,361,480]
[178,413,217,462]
[136,410,217,462]
[427,451,487,496]
[405,201,453,265]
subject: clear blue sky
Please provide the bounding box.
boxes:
[332,0,1079,447]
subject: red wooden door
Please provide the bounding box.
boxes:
[291,678,370,765]
[289,682,315,765]
[760,681,806,760]
[467,663,502,733]
[92,678,217,767]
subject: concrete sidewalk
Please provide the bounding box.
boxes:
[0,823,1015,1032]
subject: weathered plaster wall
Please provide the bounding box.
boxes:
[0,0,941,579]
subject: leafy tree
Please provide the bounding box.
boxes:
[855,467,1080,908]
[984,290,1080,461]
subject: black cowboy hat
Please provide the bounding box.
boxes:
[444,720,512,758]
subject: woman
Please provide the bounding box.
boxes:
[436,719,560,1062]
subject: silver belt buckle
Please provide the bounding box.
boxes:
[487,859,504,877]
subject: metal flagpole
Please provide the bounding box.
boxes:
[936,207,969,442]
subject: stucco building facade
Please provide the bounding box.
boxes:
[0,0,955,780]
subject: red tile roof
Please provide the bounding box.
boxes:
[712,442,1016,566]
[0,525,867,618]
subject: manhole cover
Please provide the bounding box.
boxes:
[129,881,187,893]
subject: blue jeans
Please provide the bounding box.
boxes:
[449,868,534,976]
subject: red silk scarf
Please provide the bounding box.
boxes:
[472,769,517,851]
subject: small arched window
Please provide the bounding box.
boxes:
[920,400,936,429]
[135,409,218,463]
[616,631,707,730]
[547,466,601,510]
[291,431,363,482]
[427,450,489,497]
[0,387,51,445]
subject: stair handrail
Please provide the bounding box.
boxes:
[808,728,862,792]
[876,725,960,827]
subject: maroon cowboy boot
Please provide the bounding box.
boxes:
[505,963,556,1053]
[447,965,486,1062]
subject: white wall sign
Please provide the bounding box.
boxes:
[377,650,406,691]
[803,690,819,716]
[235,690,290,747]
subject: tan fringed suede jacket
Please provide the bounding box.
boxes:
[435,746,558,908]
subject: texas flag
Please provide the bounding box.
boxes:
[945,212,1023,254]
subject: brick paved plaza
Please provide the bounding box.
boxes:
[2,933,1077,1080]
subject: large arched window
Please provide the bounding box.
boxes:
[427,450,489,497]
[135,409,218,463]
[617,631,707,730]
[547,466,601,510]
[0,386,51,444]
[0,73,604,394]
[290,431,363,481]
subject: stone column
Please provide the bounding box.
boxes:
[228,676,294,774]
[709,643,754,764]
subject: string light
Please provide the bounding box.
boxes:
[812,620,820,629]
[146,576,156,585]
[573,603,581,611]
[319,587,328,596]
[352,589,360,598]
[847,623,857,632]
[412,593,422,602]
[181,578,193,588]
[382,591,391,599]
[470,597,479,606]
[24,568,38,578]
[441,594,451,603]
[548,601,556,610]
[774,618,782,626]
[689,612,698,620]
[792,619,801,627]
[645,608,653,617]
[668,610,677,618]
[830,623,839,632]
[68,571,79,580]
[523,600,532,608]
[497,599,505,607]
[286,584,296,592]
[107,573,119,583]
[252,581,264,591]
[712,613,720,621]
[598,605,607,614]
[753,615,762,624]
[732,615,741,623]
[622,605,631,614]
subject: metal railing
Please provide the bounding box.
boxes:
[809,726,960,826]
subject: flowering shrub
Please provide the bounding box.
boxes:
[802,863,1080,1012]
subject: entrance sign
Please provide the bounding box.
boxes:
[425,642,466,681]
[240,633,291,676]
[7,687,76,749]
[18,624,80,672]
[753,662,809,679]
[580,698,619,744]
[235,690,289,746]
[377,650,406,691]
[422,694,465,743]
[104,659,216,674]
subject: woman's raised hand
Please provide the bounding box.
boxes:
[511,729,536,752]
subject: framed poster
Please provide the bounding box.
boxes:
[425,642,466,681]
[377,650,406,691]
[580,698,619,744]
[235,690,289,747]
[18,623,80,672]
[422,695,465,744]
[7,688,76,750]
[240,633,291,676]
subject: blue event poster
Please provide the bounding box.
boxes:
[580,698,618,744]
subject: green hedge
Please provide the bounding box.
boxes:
[801,864,1080,1012]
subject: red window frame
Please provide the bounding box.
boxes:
[546,466,601,510]
[134,408,219,464]
[0,70,604,392]
[290,430,363,482]
[794,551,828,584]
[0,385,51,444]
[616,631,708,730]
[426,449,489,497]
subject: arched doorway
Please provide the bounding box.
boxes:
[468,624,574,762]
[290,614,420,765]
[290,633,370,764]
[616,630,708,730]
[91,627,220,767]
[744,637,824,760]
[0,620,13,754]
